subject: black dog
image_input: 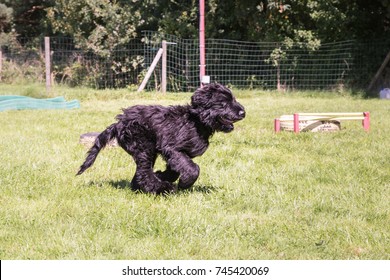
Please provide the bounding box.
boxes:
[77,83,245,194]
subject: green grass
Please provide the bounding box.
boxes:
[0,84,389,259]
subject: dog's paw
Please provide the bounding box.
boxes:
[155,170,180,183]
[142,179,177,195]
[160,181,177,195]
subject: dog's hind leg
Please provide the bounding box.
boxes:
[116,126,176,194]
[131,153,158,191]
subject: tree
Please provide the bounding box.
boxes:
[0,0,55,38]
[381,0,390,18]
[305,0,389,42]
[204,0,390,42]
[46,0,206,52]
[0,2,18,47]
[0,3,12,33]
[47,0,142,56]
[3,0,389,47]
[130,0,199,38]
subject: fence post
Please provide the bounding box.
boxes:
[161,40,167,93]
[0,49,2,82]
[137,48,163,92]
[44,37,51,92]
[199,0,206,86]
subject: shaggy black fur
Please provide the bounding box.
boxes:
[77,83,245,194]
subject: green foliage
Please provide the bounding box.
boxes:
[47,0,140,56]
[2,0,390,45]
[56,61,92,88]
[0,0,54,38]
[2,0,389,60]
[2,1,390,92]
[0,85,389,259]
[382,0,390,18]
[0,2,18,47]
[0,57,45,84]
[265,30,321,91]
[0,3,12,32]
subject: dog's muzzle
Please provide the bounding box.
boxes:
[218,108,245,132]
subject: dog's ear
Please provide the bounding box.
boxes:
[191,85,213,108]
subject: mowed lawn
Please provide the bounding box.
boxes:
[0,84,389,259]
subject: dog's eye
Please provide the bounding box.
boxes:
[222,94,233,102]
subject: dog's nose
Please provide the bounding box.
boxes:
[238,110,246,118]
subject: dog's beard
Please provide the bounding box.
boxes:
[218,115,234,132]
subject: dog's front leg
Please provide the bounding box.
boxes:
[155,165,180,182]
[163,150,200,189]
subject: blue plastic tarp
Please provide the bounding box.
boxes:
[0,95,80,111]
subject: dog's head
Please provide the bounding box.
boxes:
[190,83,245,133]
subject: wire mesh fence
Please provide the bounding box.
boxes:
[0,37,45,84]
[0,32,389,92]
[49,37,144,89]
[205,39,354,91]
[143,31,375,92]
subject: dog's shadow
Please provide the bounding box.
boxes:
[106,179,217,195]
[108,179,131,190]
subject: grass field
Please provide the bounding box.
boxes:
[0,84,389,260]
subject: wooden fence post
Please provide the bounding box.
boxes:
[0,49,2,82]
[45,37,51,92]
[137,48,163,92]
[161,40,167,93]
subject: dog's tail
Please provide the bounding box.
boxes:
[77,124,117,175]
